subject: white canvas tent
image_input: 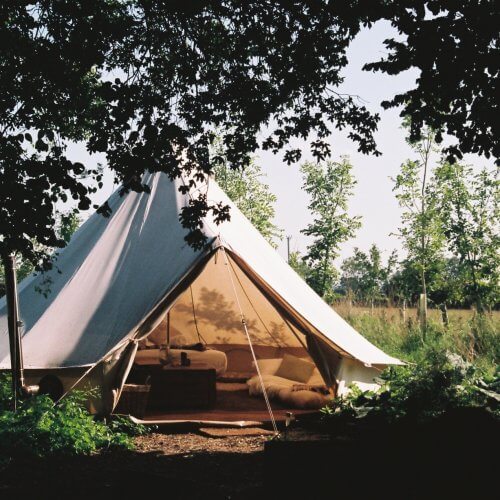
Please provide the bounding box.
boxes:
[0,171,401,417]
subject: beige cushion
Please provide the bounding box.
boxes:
[252,358,283,376]
[307,368,325,386]
[275,354,315,383]
[278,388,327,410]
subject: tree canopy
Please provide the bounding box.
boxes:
[361,0,500,164]
[211,137,282,246]
[0,1,379,265]
[300,158,360,300]
[1,1,498,268]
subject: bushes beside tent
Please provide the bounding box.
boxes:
[267,354,499,499]
[321,351,500,428]
[0,374,147,459]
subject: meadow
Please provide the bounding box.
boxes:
[333,303,500,372]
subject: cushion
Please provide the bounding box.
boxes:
[275,354,315,383]
[252,358,283,376]
[278,388,328,410]
[247,374,295,398]
[307,368,325,386]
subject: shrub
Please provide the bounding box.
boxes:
[0,375,148,458]
[321,350,500,425]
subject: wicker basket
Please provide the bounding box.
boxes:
[115,383,150,417]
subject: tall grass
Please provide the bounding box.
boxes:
[333,303,499,371]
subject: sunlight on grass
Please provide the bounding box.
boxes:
[333,303,499,371]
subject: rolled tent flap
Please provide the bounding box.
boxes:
[106,341,139,415]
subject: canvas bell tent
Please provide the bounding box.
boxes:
[0,171,401,423]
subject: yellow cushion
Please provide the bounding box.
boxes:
[275,354,315,383]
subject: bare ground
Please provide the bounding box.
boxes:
[0,430,271,500]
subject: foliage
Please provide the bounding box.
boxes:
[334,304,500,370]
[321,351,500,424]
[394,127,445,273]
[2,2,498,267]
[0,375,146,458]
[340,245,397,307]
[1,1,383,265]
[211,137,282,247]
[300,158,361,301]
[0,372,12,411]
[0,211,81,297]
[383,256,465,308]
[433,163,499,312]
[288,251,312,281]
[362,1,500,164]
[108,415,150,438]
[393,125,445,335]
[337,149,498,314]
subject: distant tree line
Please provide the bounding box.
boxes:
[289,126,499,318]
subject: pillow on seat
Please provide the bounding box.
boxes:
[252,358,283,376]
[278,388,328,410]
[307,368,326,386]
[275,354,315,383]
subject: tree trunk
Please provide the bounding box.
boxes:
[419,291,428,341]
[420,267,428,341]
[320,246,331,300]
[2,253,24,411]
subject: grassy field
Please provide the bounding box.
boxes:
[333,303,500,371]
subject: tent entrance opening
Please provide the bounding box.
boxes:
[122,251,337,423]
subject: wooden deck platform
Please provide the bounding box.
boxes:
[140,407,317,426]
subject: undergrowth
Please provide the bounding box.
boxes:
[0,374,148,460]
[321,351,500,425]
[334,304,499,371]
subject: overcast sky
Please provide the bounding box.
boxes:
[67,21,494,264]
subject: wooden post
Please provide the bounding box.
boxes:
[400,299,407,324]
[3,254,24,410]
[419,293,428,340]
[440,303,449,328]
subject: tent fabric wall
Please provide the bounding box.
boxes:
[165,254,306,349]
[0,171,400,398]
[336,358,382,395]
[202,178,401,367]
[0,173,213,368]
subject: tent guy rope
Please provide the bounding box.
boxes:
[220,247,279,434]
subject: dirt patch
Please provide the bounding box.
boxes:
[197,427,275,438]
[0,431,270,499]
[134,430,268,455]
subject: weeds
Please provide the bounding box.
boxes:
[321,350,500,425]
[0,374,147,459]
[334,304,499,371]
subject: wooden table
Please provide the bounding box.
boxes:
[133,364,217,410]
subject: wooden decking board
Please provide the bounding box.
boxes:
[142,407,317,423]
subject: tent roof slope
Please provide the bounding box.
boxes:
[201,177,401,367]
[0,173,214,368]
[0,171,401,370]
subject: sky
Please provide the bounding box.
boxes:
[66,21,494,265]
